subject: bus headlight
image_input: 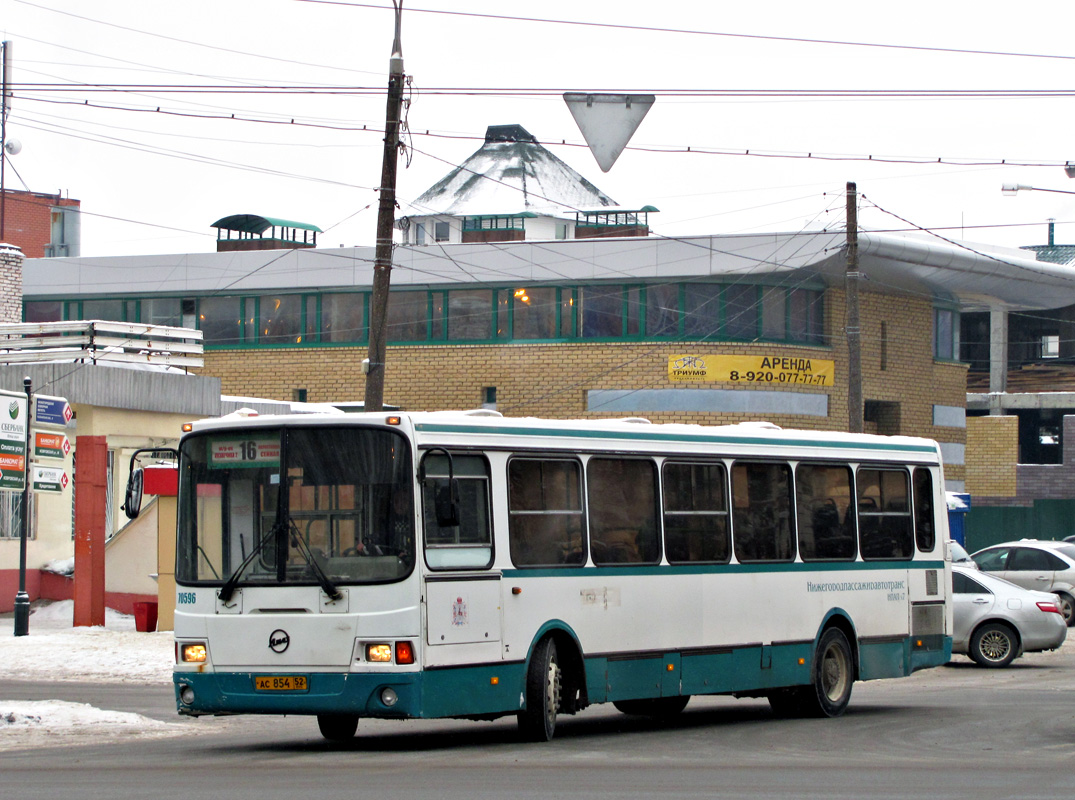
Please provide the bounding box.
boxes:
[179,684,195,705]
[180,643,207,663]
[366,643,393,662]
[380,687,398,707]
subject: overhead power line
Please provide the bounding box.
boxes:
[16,83,1075,99]
[16,94,1075,171]
[290,0,1075,63]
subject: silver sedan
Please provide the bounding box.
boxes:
[951,564,1067,667]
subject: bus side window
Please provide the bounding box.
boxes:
[913,468,935,553]
[857,468,913,560]
[421,453,493,570]
[731,462,794,563]
[587,458,660,566]
[508,458,586,568]
[662,461,729,564]
[796,464,856,561]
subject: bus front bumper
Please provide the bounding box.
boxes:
[174,671,422,718]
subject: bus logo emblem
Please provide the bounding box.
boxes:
[452,597,468,626]
[269,629,291,653]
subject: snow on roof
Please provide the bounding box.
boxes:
[410,125,619,217]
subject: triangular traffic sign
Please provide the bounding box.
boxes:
[563,93,655,172]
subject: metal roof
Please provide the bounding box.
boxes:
[211,214,322,234]
[24,231,1075,313]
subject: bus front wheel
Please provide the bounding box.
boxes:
[317,713,359,742]
[518,637,561,742]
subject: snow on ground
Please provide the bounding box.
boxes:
[1,600,173,683]
[1,600,186,751]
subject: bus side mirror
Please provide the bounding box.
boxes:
[432,478,460,528]
[123,468,144,520]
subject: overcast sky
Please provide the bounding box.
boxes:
[3,0,1075,258]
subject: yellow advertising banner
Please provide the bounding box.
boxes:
[668,354,835,386]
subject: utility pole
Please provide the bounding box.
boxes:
[845,181,863,433]
[363,2,405,413]
[14,376,31,636]
[1,40,12,240]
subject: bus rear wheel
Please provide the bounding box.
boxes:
[613,696,690,718]
[317,713,359,742]
[769,628,854,718]
[518,637,561,742]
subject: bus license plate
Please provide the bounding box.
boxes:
[255,675,308,691]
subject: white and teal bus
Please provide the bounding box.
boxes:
[161,410,951,742]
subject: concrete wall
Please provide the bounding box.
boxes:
[0,243,23,323]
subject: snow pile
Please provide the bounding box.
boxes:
[0,600,173,684]
[2,700,168,729]
[0,601,189,751]
[42,557,75,576]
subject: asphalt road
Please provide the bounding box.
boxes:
[4,647,1074,800]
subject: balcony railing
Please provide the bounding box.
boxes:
[0,321,204,369]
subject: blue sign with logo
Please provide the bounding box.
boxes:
[34,395,72,427]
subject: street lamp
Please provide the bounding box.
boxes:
[1002,183,1075,197]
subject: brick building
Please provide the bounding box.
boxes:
[1,188,80,258]
[27,228,1075,494]
[20,126,1075,510]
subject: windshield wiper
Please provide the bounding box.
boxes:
[286,518,343,601]
[217,524,278,603]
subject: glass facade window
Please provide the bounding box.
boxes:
[386,292,428,342]
[23,300,62,324]
[725,284,759,340]
[790,288,824,344]
[34,279,829,348]
[683,284,721,339]
[513,286,557,339]
[448,290,493,340]
[761,287,785,339]
[580,285,623,338]
[934,307,958,360]
[322,293,364,343]
[142,298,182,327]
[82,299,126,322]
[259,294,303,344]
[646,284,679,337]
[198,296,242,345]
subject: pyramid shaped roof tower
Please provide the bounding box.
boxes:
[412,125,619,218]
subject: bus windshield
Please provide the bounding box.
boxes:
[177,426,414,588]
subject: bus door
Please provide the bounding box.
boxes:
[419,450,501,658]
[425,574,503,647]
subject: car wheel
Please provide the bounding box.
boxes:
[969,622,1018,668]
[613,696,690,718]
[1055,592,1075,627]
[517,636,561,742]
[316,713,359,741]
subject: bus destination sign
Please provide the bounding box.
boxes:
[668,354,835,386]
[209,438,281,469]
